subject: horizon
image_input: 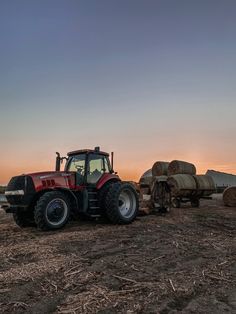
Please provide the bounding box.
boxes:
[0,149,236,186]
[1,1,236,184]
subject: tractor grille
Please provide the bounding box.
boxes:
[6,175,26,191]
[5,175,35,206]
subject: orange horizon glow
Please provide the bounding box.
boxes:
[1,156,235,186]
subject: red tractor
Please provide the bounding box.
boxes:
[4,147,139,230]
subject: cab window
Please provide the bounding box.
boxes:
[67,154,86,175]
[87,154,109,184]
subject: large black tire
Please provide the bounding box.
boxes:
[98,182,114,221]
[191,198,200,208]
[105,182,139,224]
[34,191,71,231]
[13,210,34,228]
[98,181,117,215]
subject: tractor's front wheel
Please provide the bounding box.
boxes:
[105,182,139,224]
[34,191,70,230]
[13,210,35,228]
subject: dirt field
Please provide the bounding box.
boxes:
[0,197,236,314]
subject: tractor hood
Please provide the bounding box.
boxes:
[27,171,73,179]
[5,171,76,209]
[24,171,76,192]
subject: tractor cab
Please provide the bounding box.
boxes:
[64,147,113,186]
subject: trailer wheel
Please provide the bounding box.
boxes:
[13,210,34,228]
[191,199,200,208]
[172,198,181,208]
[105,182,139,224]
[34,191,70,230]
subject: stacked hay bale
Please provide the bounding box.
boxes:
[168,160,196,176]
[223,187,236,207]
[139,169,152,188]
[167,174,197,197]
[152,161,169,177]
[139,159,216,212]
[167,162,215,206]
[193,175,216,197]
[167,161,197,203]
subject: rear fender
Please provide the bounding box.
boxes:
[96,174,121,190]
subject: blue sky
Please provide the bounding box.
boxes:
[0,0,236,183]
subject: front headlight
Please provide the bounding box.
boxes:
[5,190,25,196]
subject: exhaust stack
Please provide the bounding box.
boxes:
[111,152,114,172]
[55,152,61,171]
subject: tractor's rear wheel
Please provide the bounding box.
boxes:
[105,182,139,224]
[13,210,34,228]
[34,191,70,230]
[98,182,115,220]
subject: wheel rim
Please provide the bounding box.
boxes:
[118,189,136,219]
[46,198,68,226]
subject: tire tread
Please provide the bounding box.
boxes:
[105,182,138,224]
[13,211,33,228]
[34,191,70,230]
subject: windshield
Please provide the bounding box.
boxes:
[66,154,86,175]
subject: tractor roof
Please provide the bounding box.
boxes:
[67,149,109,157]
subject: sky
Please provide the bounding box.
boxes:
[0,0,236,184]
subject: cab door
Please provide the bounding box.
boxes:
[87,154,110,185]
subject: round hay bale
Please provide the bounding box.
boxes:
[168,160,196,176]
[193,175,216,196]
[139,169,153,187]
[139,176,153,187]
[152,161,169,176]
[167,174,197,197]
[223,186,236,207]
